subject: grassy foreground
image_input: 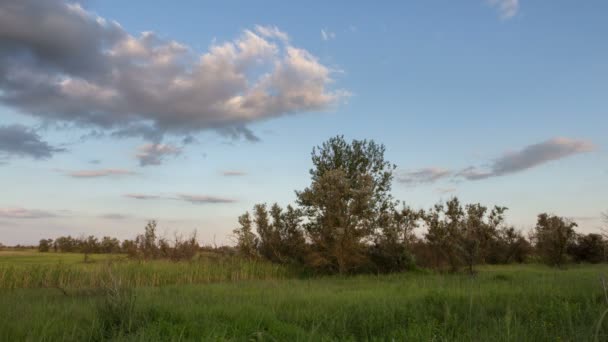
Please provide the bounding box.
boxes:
[1,251,608,341]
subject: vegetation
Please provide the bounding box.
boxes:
[0,257,607,341]
[2,136,607,340]
[233,136,607,273]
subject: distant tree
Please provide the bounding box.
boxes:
[488,226,531,264]
[54,236,78,252]
[533,213,577,267]
[100,236,121,253]
[135,221,159,259]
[233,212,258,259]
[568,233,605,263]
[38,239,53,252]
[279,205,307,264]
[81,235,99,262]
[423,198,464,272]
[371,205,421,273]
[461,204,507,273]
[296,135,395,274]
[121,239,137,257]
[254,204,276,261]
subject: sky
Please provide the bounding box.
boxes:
[0,0,607,245]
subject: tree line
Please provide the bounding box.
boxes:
[233,136,607,274]
[29,136,606,273]
[38,221,200,262]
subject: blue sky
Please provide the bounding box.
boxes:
[0,0,606,245]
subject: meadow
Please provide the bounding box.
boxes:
[1,251,608,341]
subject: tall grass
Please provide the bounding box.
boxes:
[0,256,294,290]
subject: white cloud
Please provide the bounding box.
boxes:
[321,29,336,41]
[0,1,347,146]
[488,0,519,19]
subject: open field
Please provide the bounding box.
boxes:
[1,251,608,341]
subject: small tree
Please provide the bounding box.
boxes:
[38,239,53,252]
[568,233,605,263]
[533,213,577,267]
[233,212,258,259]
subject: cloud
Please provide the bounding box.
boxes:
[321,29,336,41]
[398,137,595,186]
[99,213,131,220]
[125,193,236,204]
[89,159,101,164]
[0,124,66,160]
[176,194,236,204]
[457,137,595,180]
[397,168,452,185]
[222,170,247,176]
[125,193,162,200]
[488,0,519,19]
[61,168,138,178]
[0,207,57,219]
[254,25,289,42]
[0,1,346,145]
[135,143,181,166]
[436,187,457,194]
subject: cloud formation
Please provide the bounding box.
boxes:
[0,207,56,219]
[398,137,595,186]
[124,193,161,200]
[488,0,519,19]
[62,168,138,178]
[222,170,247,176]
[457,137,595,180]
[0,125,65,160]
[135,143,181,166]
[125,193,236,204]
[99,213,131,220]
[0,1,345,145]
[397,168,452,185]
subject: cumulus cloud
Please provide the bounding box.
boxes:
[0,1,346,146]
[125,193,236,204]
[488,0,519,19]
[61,168,138,178]
[398,137,595,186]
[222,170,247,176]
[0,124,65,160]
[0,207,56,219]
[397,168,452,185]
[135,143,181,166]
[457,137,595,180]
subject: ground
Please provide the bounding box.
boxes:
[0,250,607,341]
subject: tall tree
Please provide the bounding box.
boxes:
[296,136,396,274]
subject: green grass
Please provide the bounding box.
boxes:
[1,251,608,341]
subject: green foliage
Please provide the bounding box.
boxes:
[37,239,52,252]
[569,233,606,264]
[533,213,578,267]
[1,263,608,341]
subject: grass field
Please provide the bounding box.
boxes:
[1,251,608,341]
